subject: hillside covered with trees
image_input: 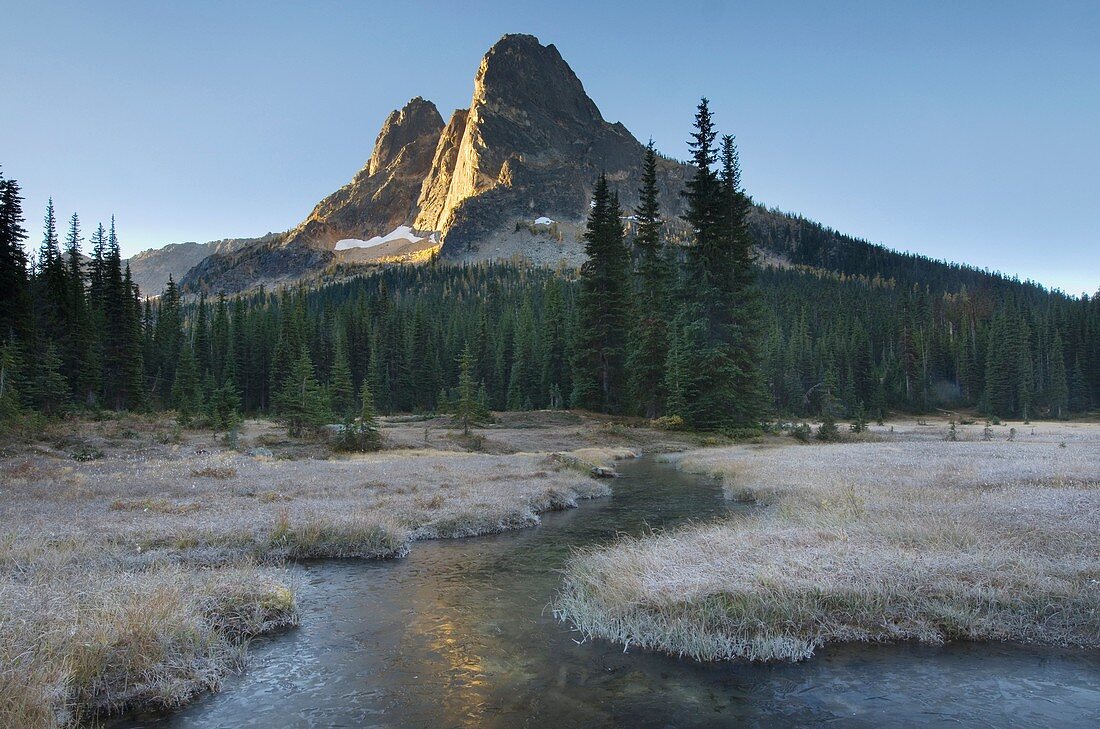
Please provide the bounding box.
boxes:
[2,100,1097,436]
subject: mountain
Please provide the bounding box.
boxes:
[126,236,268,296]
[180,34,690,294]
[172,33,1048,297]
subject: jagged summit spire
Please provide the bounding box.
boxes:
[368,97,442,177]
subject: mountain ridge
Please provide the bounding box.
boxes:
[131,33,1068,298]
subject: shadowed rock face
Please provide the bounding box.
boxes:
[184,34,692,293]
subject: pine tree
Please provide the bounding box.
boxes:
[0,341,23,422]
[336,378,383,452]
[453,341,482,435]
[675,99,744,429]
[30,343,69,414]
[571,173,630,412]
[626,140,670,418]
[329,332,355,417]
[1048,332,1068,419]
[62,212,91,402]
[0,171,32,340]
[720,133,770,424]
[172,345,203,425]
[275,346,328,437]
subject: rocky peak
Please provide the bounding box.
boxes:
[279,97,444,252]
[415,34,614,234]
[369,96,445,177]
[184,34,690,293]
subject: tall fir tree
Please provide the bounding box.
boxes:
[571,173,630,412]
[329,331,355,417]
[0,171,32,341]
[626,140,670,418]
[719,133,770,424]
[275,345,328,437]
[673,99,747,428]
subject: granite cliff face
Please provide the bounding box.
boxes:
[183,34,691,293]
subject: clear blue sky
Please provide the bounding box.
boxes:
[4,0,1098,294]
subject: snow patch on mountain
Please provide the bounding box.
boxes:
[334,226,424,251]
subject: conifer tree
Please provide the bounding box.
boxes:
[276,345,328,437]
[453,341,484,435]
[626,140,670,418]
[571,173,629,412]
[540,279,569,406]
[336,377,382,452]
[329,332,355,417]
[674,99,745,428]
[506,297,537,410]
[0,341,23,422]
[30,343,68,414]
[62,212,91,400]
[1068,355,1089,413]
[211,292,230,383]
[118,263,146,410]
[0,171,31,340]
[207,375,242,435]
[172,344,202,425]
[720,133,770,424]
[1048,332,1069,419]
[37,199,68,335]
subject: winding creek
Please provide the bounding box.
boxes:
[123,457,1099,727]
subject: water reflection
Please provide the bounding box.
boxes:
[121,457,1100,728]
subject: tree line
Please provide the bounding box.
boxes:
[2,100,1098,434]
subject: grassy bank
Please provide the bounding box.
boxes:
[556,420,1100,662]
[0,412,651,727]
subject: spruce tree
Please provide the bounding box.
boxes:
[675,99,744,429]
[30,343,68,414]
[1048,332,1069,419]
[626,140,670,418]
[336,377,383,452]
[571,173,629,413]
[329,332,355,417]
[172,345,203,425]
[60,212,92,402]
[275,345,328,437]
[0,341,23,422]
[37,199,68,335]
[0,171,31,340]
[720,134,770,424]
[453,341,484,434]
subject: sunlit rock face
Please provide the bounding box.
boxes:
[413,33,689,258]
[184,33,694,293]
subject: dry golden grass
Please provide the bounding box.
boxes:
[557,425,1100,663]
[0,413,639,727]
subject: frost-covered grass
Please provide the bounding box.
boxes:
[0,413,634,727]
[556,424,1100,663]
[0,565,296,728]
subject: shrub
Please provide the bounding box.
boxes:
[816,414,841,442]
[790,423,813,443]
[70,446,104,462]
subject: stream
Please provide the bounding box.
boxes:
[123,456,1099,727]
